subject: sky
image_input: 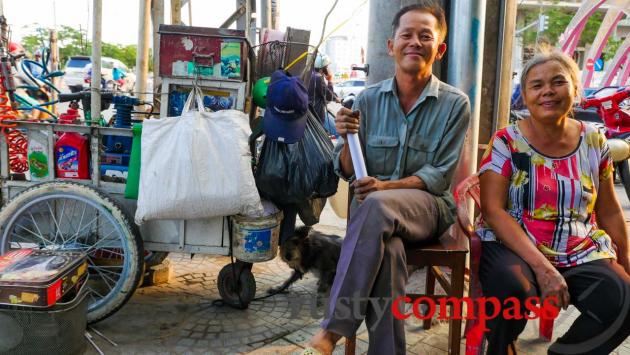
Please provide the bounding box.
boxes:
[2,0,368,48]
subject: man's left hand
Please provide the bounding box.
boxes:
[353,177,386,203]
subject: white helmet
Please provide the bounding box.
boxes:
[314,53,331,69]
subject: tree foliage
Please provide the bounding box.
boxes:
[521,8,603,48]
[20,24,140,69]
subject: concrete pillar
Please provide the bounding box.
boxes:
[90,0,102,124]
[365,0,398,85]
[477,0,517,142]
[151,0,164,97]
[447,0,486,178]
[136,0,151,102]
[492,0,517,132]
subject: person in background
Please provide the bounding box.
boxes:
[308,52,339,128]
[112,64,126,89]
[510,71,525,110]
[478,48,630,354]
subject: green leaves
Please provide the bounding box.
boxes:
[20,24,144,70]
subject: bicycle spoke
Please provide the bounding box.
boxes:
[88,259,116,291]
[87,285,105,299]
[14,223,50,246]
[10,232,35,246]
[28,211,47,245]
[71,201,88,243]
[68,215,100,244]
[57,199,67,243]
[45,201,65,244]
[83,229,119,254]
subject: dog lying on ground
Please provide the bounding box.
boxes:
[269,226,342,296]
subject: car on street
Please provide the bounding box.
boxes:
[63,56,92,87]
[83,57,136,92]
[333,79,365,99]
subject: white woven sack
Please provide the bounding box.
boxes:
[135,88,262,224]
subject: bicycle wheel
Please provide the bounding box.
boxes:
[0,182,143,323]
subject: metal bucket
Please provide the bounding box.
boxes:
[0,283,88,355]
[231,211,283,263]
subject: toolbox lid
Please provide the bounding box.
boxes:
[0,249,86,286]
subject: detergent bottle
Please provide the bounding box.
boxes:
[55,133,89,179]
[27,129,50,181]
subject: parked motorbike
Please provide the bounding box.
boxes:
[582,86,630,201]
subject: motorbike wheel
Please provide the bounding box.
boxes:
[616,160,630,203]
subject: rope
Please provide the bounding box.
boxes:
[0,70,28,173]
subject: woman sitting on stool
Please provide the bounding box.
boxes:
[478,48,630,354]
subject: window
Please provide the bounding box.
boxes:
[102,60,115,69]
[353,81,365,87]
[66,57,90,68]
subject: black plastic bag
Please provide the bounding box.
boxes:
[255,109,339,205]
[296,197,327,226]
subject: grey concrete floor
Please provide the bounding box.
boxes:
[84,185,630,355]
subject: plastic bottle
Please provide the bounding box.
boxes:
[27,129,50,181]
[55,133,89,179]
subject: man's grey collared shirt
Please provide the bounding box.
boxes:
[333,75,471,222]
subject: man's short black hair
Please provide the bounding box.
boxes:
[391,1,448,43]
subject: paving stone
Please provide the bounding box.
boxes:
[422,334,449,352]
[408,342,448,355]
[193,325,207,332]
[177,338,196,347]
[196,340,209,348]
[333,338,369,355]
[283,329,312,345]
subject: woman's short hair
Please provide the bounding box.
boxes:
[520,47,582,103]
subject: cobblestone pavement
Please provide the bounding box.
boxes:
[86,187,630,355]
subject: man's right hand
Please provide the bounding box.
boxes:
[335,107,360,139]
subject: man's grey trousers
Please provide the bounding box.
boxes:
[321,189,442,355]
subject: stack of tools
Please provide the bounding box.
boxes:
[0,249,89,354]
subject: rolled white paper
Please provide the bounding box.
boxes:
[327,102,368,180]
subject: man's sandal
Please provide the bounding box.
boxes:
[301,347,323,355]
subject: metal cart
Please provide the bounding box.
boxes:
[0,121,259,324]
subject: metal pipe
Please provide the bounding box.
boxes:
[135,0,151,102]
[271,0,279,30]
[260,0,271,29]
[492,0,516,131]
[49,29,59,115]
[90,0,102,124]
[447,0,486,177]
[236,0,246,31]
[171,0,181,25]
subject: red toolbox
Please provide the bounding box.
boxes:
[0,249,88,307]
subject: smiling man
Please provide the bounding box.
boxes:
[302,2,471,355]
